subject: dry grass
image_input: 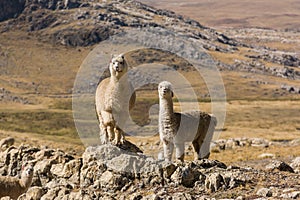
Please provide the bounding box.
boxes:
[0,31,91,94]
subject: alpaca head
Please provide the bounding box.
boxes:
[158,81,174,99]
[21,165,34,186]
[109,54,128,79]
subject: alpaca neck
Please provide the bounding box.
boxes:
[159,97,174,119]
[110,75,119,83]
[20,175,33,189]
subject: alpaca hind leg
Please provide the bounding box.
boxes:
[175,142,185,162]
[192,140,201,160]
[163,141,174,162]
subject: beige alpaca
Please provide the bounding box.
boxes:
[0,165,34,199]
[95,54,136,145]
[158,81,217,162]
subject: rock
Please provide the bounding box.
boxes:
[50,163,64,177]
[0,0,25,22]
[116,140,143,154]
[193,159,227,169]
[18,186,46,200]
[258,153,276,159]
[34,159,56,184]
[161,162,177,179]
[0,137,15,149]
[266,160,294,173]
[50,26,112,47]
[257,187,273,197]
[280,190,300,199]
[0,197,12,200]
[172,193,193,200]
[251,138,269,148]
[40,187,60,200]
[80,161,107,188]
[291,138,300,145]
[62,158,82,184]
[205,173,224,192]
[222,171,246,189]
[170,164,202,188]
[225,138,240,149]
[290,157,300,173]
[82,144,156,175]
[35,149,55,160]
[99,170,130,191]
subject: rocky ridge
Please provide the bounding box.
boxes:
[0,137,299,199]
[0,0,237,51]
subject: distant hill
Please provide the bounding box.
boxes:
[138,0,300,30]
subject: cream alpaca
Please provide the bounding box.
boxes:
[158,81,217,161]
[95,54,136,145]
[0,165,34,199]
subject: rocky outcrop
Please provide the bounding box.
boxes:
[0,0,238,50]
[0,141,299,199]
[0,0,26,22]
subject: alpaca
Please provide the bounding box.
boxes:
[0,165,34,199]
[95,54,136,145]
[158,81,217,162]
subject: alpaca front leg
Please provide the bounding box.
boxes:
[163,141,174,162]
[99,124,109,144]
[107,125,115,143]
[175,143,185,162]
[113,127,125,145]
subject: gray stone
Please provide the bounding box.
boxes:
[171,165,202,188]
[205,173,224,192]
[258,153,276,159]
[0,137,14,149]
[290,157,300,173]
[99,171,129,191]
[18,186,46,200]
[251,138,269,147]
[83,145,159,175]
[62,158,82,184]
[280,191,300,199]
[266,160,294,173]
[257,188,273,197]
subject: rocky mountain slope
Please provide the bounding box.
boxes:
[0,0,299,100]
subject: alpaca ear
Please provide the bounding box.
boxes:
[110,54,116,62]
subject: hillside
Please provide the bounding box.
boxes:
[0,0,299,199]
